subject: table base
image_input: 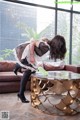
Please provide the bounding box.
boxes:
[31,77,80,115]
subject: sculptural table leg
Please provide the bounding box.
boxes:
[31,77,80,115]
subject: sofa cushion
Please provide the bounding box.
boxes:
[64,65,80,73]
[0,72,22,82]
[0,61,16,72]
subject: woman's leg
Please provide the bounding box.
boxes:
[18,70,32,103]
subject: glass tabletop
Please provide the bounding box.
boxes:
[32,70,80,80]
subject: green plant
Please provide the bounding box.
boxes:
[0,49,13,61]
[16,22,51,40]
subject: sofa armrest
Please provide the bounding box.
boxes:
[0,61,16,72]
[64,65,80,73]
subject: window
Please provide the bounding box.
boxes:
[0,0,55,60]
[58,0,71,10]
[18,0,55,7]
[0,0,80,65]
[57,11,70,64]
[72,14,80,64]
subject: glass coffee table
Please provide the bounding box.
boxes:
[31,71,80,115]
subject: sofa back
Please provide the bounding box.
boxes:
[0,61,16,72]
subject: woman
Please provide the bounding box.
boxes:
[13,37,50,103]
[14,35,67,103]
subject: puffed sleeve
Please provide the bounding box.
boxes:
[34,41,49,56]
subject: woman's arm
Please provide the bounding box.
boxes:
[29,40,37,64]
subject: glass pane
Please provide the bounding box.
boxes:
[57,11,70,64]
[72,14,80,65]
[18,0,55,7]
[73,1,80,12]
[37,7,55,39]
[0,1,55,60]
[57,0,72,10]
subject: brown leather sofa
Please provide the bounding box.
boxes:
[0,61,30,93]
[0,61,80,93]
[64,64,80,73]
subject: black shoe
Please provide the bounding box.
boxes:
[13,68,18,75]
[13,68,21,75]
[17,93,29,103]
[13,63,21,75]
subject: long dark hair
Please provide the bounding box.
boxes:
[48,35,67,60]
